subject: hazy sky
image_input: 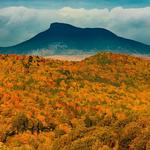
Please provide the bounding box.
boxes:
[0,0,150,46]
[1,0,150,8]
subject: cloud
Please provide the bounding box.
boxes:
[0,6,150,46]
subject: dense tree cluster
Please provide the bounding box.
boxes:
[0,52,149,149]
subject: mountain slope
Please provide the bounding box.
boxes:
[0,22,150,55]
[0,52,149,149]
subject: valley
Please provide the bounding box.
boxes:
[45,54,93,61]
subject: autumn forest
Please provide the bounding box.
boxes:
[0,52,150,150]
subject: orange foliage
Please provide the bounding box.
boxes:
[0,52,149,149]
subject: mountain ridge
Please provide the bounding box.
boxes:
[0,22,150,55]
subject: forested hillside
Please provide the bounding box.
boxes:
[0,52,150,150]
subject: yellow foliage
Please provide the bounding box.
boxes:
[0,52,149,149]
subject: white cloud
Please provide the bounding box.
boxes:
[0,6,150,46]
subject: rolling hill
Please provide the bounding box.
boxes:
[0,22,150,55]
[0,52,150,149]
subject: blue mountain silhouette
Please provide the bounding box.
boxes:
[0,22,150,55]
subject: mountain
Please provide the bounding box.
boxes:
[0,22,150,55]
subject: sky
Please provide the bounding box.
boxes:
[0,0,150,46]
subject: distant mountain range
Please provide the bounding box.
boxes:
[0,22,150,55]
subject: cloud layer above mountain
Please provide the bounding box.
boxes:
[0,6,150,46]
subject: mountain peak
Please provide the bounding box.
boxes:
[0,22,150,55]
[49,22,79,31]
